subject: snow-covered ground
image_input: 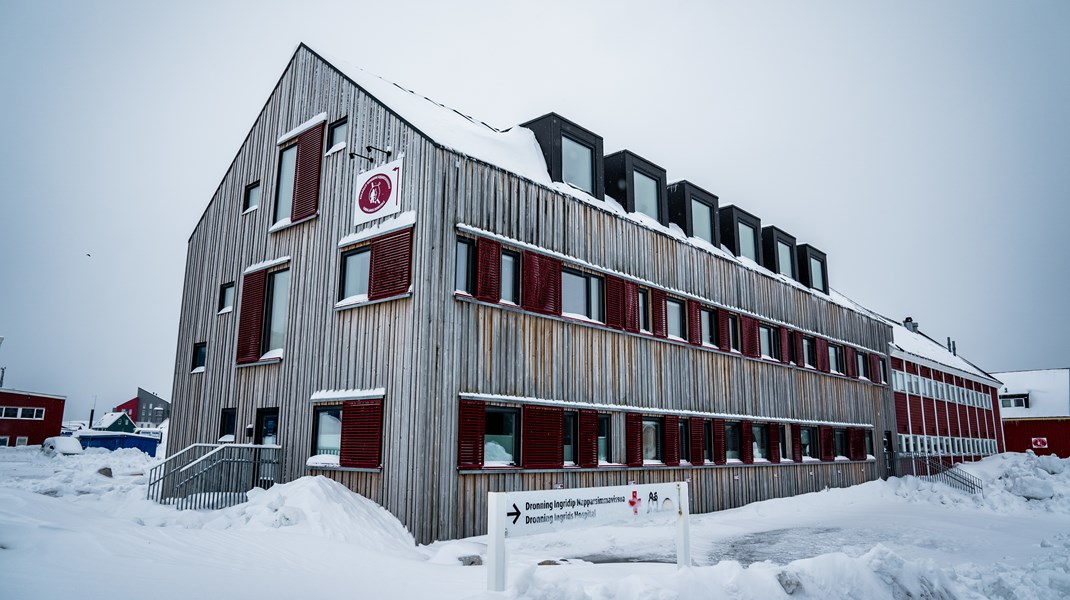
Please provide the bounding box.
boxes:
[1,448,1069,599]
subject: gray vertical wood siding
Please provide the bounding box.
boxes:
[171,46,895,544]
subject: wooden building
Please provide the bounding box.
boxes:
[994,368,1070,457]
[0,388,65,447]
[169,44,897,543]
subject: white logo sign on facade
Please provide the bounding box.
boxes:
[354,157,403,226]
[1032,437,1048,449]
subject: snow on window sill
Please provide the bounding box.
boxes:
[241,205,259,215]
[269,212,318,233]
[499,299,518,307]
[679,460,692,467]
[643,459,665,466]
[726,458,742,464]
[484,461,518,468]
[563,461,577,467]
[666,334,687,342]
[598,461,623,467]
[335,290,413,311]
[639,328,652,335]
[218,435,235,443]
[779,458,794,463]
[866,454,876,461]
[217,306,233,315]
[306,454,340,468]
[702,342,717,349]
[753,458,770,463]
[260,348,284,361]
[835,456,850,462]
[325,141,346,157]
[562,311,601,325]
[802,457,821,462]
[190,366,205,374]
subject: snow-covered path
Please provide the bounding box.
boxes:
[1,447,1068,599]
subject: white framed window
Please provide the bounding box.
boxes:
[0,436,8,446]
[15,436,28,446]
[665,298,685,339]
[562,268,604,322]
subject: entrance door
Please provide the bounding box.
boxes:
[256,408,280,445]
[883,430,895,477]
[253,408,280,488]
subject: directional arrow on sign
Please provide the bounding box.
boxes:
[506,503,521,524]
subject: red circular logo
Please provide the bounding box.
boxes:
[358,173,393,215]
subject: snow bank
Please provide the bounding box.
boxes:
[893,452,1070,511]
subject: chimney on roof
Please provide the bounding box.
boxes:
[903,317,919,333]
[952,341,957,356]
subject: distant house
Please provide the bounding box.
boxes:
[0,388,65,447]
[994,368,1070,458]
[113,388,170,428]
[92,412,137,433]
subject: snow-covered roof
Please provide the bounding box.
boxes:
[92,412,132,429]
[992,368,1070,418]
[0,387,66,400]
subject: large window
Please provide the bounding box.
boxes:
[500,250,520,304]
[752,423,769,460]
[642,417,663,462]
[738,222,757,261]
[218,408,236,442]
[313,407,342,456]
[725,422,741,460]
[759,325,780,359]
[701,308,717,346]
[273,144,298,224]
[191,342,207,372]
[455,238,475,294]
[803,336,816,367]
[692,198,714,244]
[598,414,612,463]
[810,256,825,291]
[243,182,260,213]
[828,344,844,374]
[800,426,819,459]
[340,248,370,301]
[563,412,577,465]
[776,241,794,278]
[218,282,235,313]
[638,289,650,332]
[485,407,519,466]
[633,170,660,220]
[834,428,847,458]
[562,268,603,322]
[666,298,685,339]
[561,135,594,194]
[264,269,290,354]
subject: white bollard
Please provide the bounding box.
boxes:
[487,492,507,592]
[675,481,691,568]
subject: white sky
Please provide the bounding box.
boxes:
[1,1,1068,419]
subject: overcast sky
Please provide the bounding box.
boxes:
[1,1,1067,420]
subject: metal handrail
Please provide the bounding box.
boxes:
[898,454,984,497]
[148,443,283,510]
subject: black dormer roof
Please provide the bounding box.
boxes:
[761,226,798,281]
[667,181,719,245]
[796,244,829,294]
[719,205,763,263]
[603,151,669,226]
[521,113,605,200]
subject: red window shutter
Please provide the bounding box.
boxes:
[851,429,866,461]
[623,281,640,332]
[741,421,754,464]
[870,354,882,382]
[779,329,791,364]
[816,338,830,373]
[236,270,267,364]
[819,426,834,461]
[791,426,802,462]
[604,276,626,330]
[663,415,680,466]
[457,399,485,469]
[339,399,383,469]
[474,238,501,302]
[717,310,732,351]
[687,300,703,346]
[795,332,805,367]
[651,289,667,338]
[690,417,705,466]
[368,228,414,300]
[891,357,904,371]
[520,251,562,315]
[713,419,726,465]
[522,405,563,469]
[768,424,781,464]
[578,410,599,468]
[741,317,759,358]
[291,123,325,221]
[625,413,643,467]
[845,347,857,378]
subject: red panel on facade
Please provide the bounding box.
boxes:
[815,338,830,373]
[920,366,932,379]
[0,391,64,446]
[768,424,781,464]
[741,421,754,464]
[891,357,904,371]
[522,405,563,469]
[457,400,485,469]
[622,281,640,332]
[473,238,502,302]
[650,289,667,338]
[340,399,383,469]
[909,396,925,434]
[663,415,680,466]
[368,228,414,300]
[604,276,626,330]
[717,310,732,352]
[741,317,759,358]
[690,417,705,466]
[895,393,909,434]
[848,428,865,461]
[845,347,857,378]
[906,362,918,375]
[577,410,599,468]
[713,419,727,465]
[870,353,883,382]
[236,269,266,364]
[687,300,703,346]
[291,123,325,221]
[819,426,834,462]
[1003,418,1070,457]
[779,329,791,364]
[520,251,562,315]
[791,426,803,463]
[625,413,643,467]
[990,389,1006,451]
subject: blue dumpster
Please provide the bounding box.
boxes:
[76,432,159,455]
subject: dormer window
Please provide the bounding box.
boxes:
[719,206,763,263]
[762,226,798,280]
[603,151,668,225]
[738,222,757,261]
[521,113,604,199]
[633,171,659,220]
[810,256,825,290]
[778,242,794,277]
[667,181,719,246]
[797,244,829,293]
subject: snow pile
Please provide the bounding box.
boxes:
[0,446,155,499]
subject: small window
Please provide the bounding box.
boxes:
[15,437,28,447]
[218,283,235,313]
[802,336,816,367]
[219,408,237,442]
[2,407,17,418]
[642,417,663,462]
[700,308,717,346]
[728,314,741,351]
[561,135,594,194]
[679,419,690,463]
[19,408,35,419]
[327,118,348,149]
[704,420,714,462]
[691,198,715,244]
[759,325,780,359]
[500,250,520,304]
[34,408,45,419]
[274,145,298,225]
[485,407,519,466]
[243,182,261,213]
[834,428,847,458]
[666,298,685,339]
[776,240,794,278]
[1001,398,1012,408]
[563,412,578,465]
[856,351,869,379]
[800,426,819,459]
[738,222,757,261]
[340,247,371,301]
[633,170,660,220]
[191,342,207,372]
[828,344,844,374]
[810,256,825,291]
[455,238,475,294]
[0,436,7,446]
[879,358,888,383]
[264,269,290,354]
[312,407,342,456]
[638,289,650,332]
[562,268,604,322]
[725,422,741,460]
[752,423,769,460]
[779,425,790,460]
[597,414,612,463]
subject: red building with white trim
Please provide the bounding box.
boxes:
[0,388,65,447]
[994,368,1070,458]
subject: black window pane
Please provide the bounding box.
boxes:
[244,183,260,211]
[329,120,348,148]
[563,412,576,464]
[638,290,649,331]
[485,409,518,465]
[679,420,690,462]
[725,423,741,459]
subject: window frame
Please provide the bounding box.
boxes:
[273,142,298,225]
[833,428,848,459]
[724,421,742,460]
[327,117,348,151]
[219,408,237,441]
[638,289,650,333]
[242,181,261,214]
[560,133,596,195]
[597,413,612,464]
[484,406,521,467]
[218,282,235,313]
[500,249,521,304]
[728,314,741,352]
[642,416,664,463]
[562,411,578,466]
[262,268,291,355]
[828,344,844,374]
[561,267,604,322]
[679,418,691,464]
[752,423,769,460]
[191,342,207,372]
[665,297,686,339]
[802,336,817,368]
[759,324,780,360]
[700,307,718,347]
[455,237,476,294]
[339,245,371,301]
[631,167,663,222]
[311,405,343,457]
[800,426,820,459]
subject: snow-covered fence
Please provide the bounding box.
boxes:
[147,443,282,510]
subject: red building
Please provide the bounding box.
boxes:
[994,368,1070,458]
[0,388,65,447]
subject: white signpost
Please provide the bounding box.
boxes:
[486,481,691,591]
